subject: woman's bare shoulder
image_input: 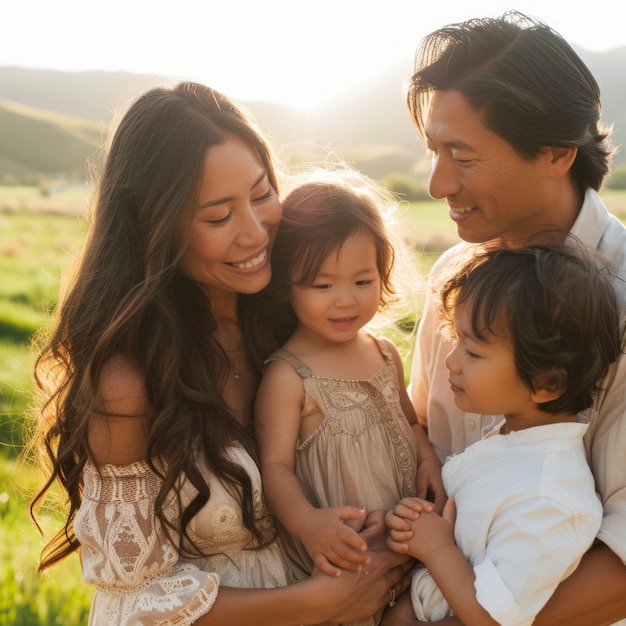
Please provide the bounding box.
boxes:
[98,354,147,415]
[90,354,151,465]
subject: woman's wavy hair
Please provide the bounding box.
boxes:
[438,241,623,415]
[407,10,615,195]
[30,82,285,571]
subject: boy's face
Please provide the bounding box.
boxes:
[444,301,536,419]
[423,90,559,245]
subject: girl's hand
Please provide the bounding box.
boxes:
[301,505,370,576]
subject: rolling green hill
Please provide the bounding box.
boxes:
[1,45,624,182]
[0,98,103,182]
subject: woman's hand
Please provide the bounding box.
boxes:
[381,589,420,625]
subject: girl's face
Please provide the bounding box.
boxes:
[178,134,282,303]
[289,231,382,345]
[444,300,537,418]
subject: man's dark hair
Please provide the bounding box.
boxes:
[407,11,614,195]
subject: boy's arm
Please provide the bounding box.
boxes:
[389,503,498,626]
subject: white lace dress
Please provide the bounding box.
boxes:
[75,445,292,625]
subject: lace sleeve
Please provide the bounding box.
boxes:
[75,460,219,626]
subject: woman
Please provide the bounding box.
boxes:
[30,82,408,625]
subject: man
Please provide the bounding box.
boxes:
[406,11,626,626]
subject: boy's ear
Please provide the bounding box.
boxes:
[531,368,567,403]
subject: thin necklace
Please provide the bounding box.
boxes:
[214,323,243,380]
[227,347,242,381]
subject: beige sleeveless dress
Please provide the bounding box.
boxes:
[266,336,419,626]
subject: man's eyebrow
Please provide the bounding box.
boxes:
[426,134,475,152]
[196,171,267,210]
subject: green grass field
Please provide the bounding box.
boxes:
[0,198,91,624]
[1,184,625,624]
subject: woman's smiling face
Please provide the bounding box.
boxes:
[178,133,282,300]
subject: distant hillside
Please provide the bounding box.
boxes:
[312,46,626,166]
[0,67,172,123]
[0,98,104,182]
[0,46,624,182]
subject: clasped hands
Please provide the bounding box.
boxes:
[299,494,456,578]
[385,496,457,564]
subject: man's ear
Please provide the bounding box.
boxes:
[531,368,568,403]
[545,146,578,179]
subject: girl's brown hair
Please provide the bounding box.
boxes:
[264,168,417,340]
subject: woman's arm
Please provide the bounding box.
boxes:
[89,354,151,464]
[193,514,413,626]
[192,575,380,626]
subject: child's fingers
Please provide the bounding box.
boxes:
[405,496,435,513]
[337,523,368,551]
[313,555,342,577]
[329,549,370,572]
[389,500,426,521]
[315,543,371,574]
[333,537,372,565]
[384,511,414,531]
[389,528,414,543]
[340,505,367,533]
[386,535,411,555]
[397,503,422,518]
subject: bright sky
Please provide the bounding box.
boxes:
[3,0,624,110]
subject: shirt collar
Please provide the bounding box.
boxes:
[568,189,610,249]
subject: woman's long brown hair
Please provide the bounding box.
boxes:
[29,82,287,571]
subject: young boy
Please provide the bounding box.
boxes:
[388,243,623,625]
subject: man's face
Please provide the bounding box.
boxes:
[423,90,559,245]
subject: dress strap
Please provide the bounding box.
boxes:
[264,348,312,378]
[371,334,394,364]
